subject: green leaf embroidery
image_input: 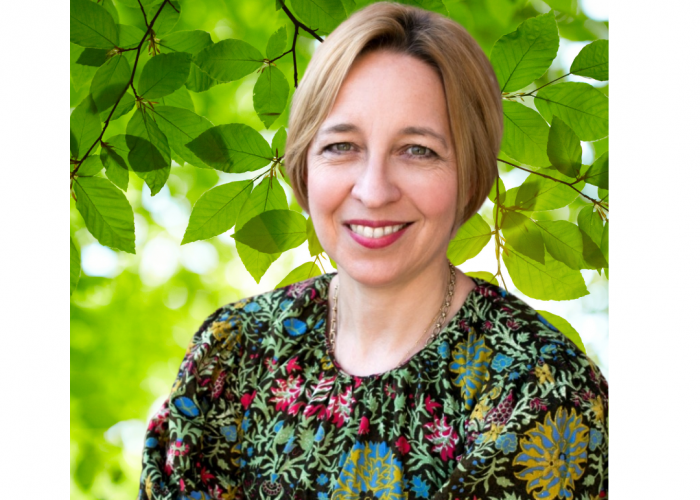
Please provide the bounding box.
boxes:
[73,176,136,253]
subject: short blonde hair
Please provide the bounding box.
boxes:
[285,1,503,226]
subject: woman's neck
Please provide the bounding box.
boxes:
[328,260,475,376]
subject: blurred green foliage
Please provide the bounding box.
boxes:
[70,0,609,497]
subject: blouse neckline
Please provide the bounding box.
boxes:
[308,272,484,381]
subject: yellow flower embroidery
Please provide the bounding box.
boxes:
[144,475,153,500]
[211,321,232,341]
[449,335,493,409]
[514,407,589,500]
[483,423,504,443]
[535,363,555,384]
[591,395,605,424]
[471,400,490,421]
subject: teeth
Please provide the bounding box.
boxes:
[350,223,407,238]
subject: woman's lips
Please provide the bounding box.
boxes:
[344,221,412,249]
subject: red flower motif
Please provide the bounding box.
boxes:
[327,385,356,427]
[395,436,411,455]
[241,390,257,410]
[506,319,520,330]
[424,415,459,461]
[483,321,493,331]
[285,356,301,374]
[265,357,278,372]
[358,416,370,435]
[425,394,442,415]
[270,375,303,412]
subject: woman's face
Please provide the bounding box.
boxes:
[306,50,459,287]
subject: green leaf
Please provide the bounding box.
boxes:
[503,247,588,300]
[272,127,287,158]
[577,204,603,242]
[186,123,273,173]
[534,82,608,141]
[70,237,81,296]
[70,0,119,49]
[153,86,195,111]
[126,107,170,173]
[502,101,550,168]
[90,53,131,112]
[233,209,307,253]
[159,30,213,54]
[601,220,608,266]
[267,26,287,59]
[577,205,607,269]
[307,217,324,257]
[490,12,559,93]
[291,0,346,33]
[138,52,192,99]
[71,95,101,159]
[100,91,135,122]
[149,0,181,36]
[276,262,322,288]
[253,66,290,128]
[536,310,585,353]
[466,271,498,285]
[514,168,584,211]
[501,211,544,263]
[581,151,608,190]
[194,39,263,83]
[536,220,589,270]
[547,116,582,178]
[570,39,608,81]
[76,48,109,67]
[447,213,492,265]
[488,176,506,203]
[182,180,254,244]
[152,106,212,168]
[116,24,144,49]
[541,0,577,15]
[186,64,220,93]
[71,44,99,94]
[73,176,136,253]
[101,140,130,191]
[237,177,289,230]
[236,240,280,283]
[77,155,104,177]
[138,165,171,196]
[397,0,448,16]
[101,0,120,24]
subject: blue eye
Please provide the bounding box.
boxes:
[406,145,436,158]
[324,143,353,153]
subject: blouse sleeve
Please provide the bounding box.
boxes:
[138,306,244,500]
[432,356,609,499]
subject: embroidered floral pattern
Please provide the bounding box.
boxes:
[139,274,608,500]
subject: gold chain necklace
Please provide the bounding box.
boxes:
[328,261,456,370]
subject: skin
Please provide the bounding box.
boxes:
[306,50,476,376]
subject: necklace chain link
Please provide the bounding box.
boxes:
[328,261,456,370]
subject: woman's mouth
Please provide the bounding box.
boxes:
[344,221,413,249]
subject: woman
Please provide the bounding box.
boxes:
[139,3,609,499]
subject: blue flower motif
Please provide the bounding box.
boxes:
[566,348,577,357]
[273,421,284,433]
[314,318,326,330]
[410,475,430,498]
[280,299,293,311]
[314,424,325,442]
[540,344,558,355]
[271,473,279,482]
[283,318,307,336]
[537,313,559,332]
[243,302,261,312]
[491,353,514,373]
[317,493,329,500]
[220,425,237,442]
[241,416,250,432]
[144,437,158,448]
[449,336,493,408]
[247,447,253,456]
[317,474,329,486]
[495,432,517,454]
[508,371,520,381]
[174,397,200,417]
[283,436,295,454]
[438,341,450,359]
[589,428,603,451]
[182,492,210,500]
[335,442,404,500]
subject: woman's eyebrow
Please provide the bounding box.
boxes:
[317,123,359,138]
[398,126,448,149]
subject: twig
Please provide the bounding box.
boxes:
[493,175,508,291]
[502,73,570,100]
[497,158,609,211]
[269,24,301,87]
[71,0,171,178]
[278,0,324,42]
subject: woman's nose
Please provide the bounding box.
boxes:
[350,154,401,208]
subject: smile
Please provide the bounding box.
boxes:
[348,223,409,238]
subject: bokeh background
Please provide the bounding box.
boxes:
[70,0,609,497]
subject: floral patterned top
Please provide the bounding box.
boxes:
[139,273,609,500]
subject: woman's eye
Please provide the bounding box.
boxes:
[325,143,353,153]
[406,145,434,158]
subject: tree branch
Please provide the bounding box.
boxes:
[502,73,570,101]
[278,0,324,43]
[71,0,171,178]
[497,158,609,211]
[493,175,508,291]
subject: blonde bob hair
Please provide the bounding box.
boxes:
[285,1,503,227]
